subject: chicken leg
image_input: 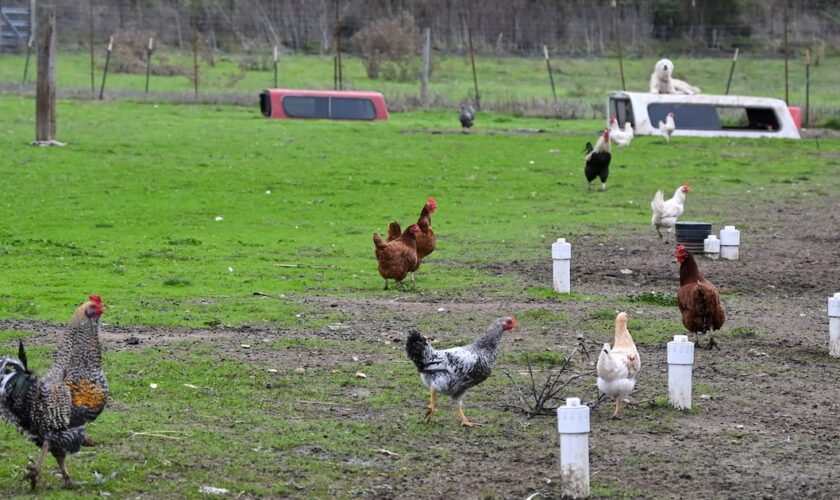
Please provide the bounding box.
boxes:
[611,399,623,420]
[455,403,482,427]
[423,389,437,423]
[56,454,77,489]
[24,440,49,489]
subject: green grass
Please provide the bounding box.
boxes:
[1,52,839,115]
[0,93,838,496]
[0,95,837,326]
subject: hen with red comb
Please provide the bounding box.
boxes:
[386,198,438,285]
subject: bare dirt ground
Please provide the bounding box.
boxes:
[3,195,840,498]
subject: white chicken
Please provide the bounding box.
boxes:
[651,183,690,243]
[608,116,633,148]
[658,112,676,143]
[597,312,640,419]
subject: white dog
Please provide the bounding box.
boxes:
[650,58,700,95]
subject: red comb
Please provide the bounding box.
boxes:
[682,183,691,191]
[427,197,437,207]
[89,294,102,304]
[676,245,686,252]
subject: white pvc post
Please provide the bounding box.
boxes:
[552,238,572,293]
[557,397,590,499]
[704,234,720,260]
[719,225,740,260]
[667,335,694,410]
[829,293,840,358]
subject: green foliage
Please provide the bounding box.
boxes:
[628,291,679,307]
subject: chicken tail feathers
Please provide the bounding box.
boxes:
[387,222,401,242]
[406,330,434,372]
[651,190,665,224]
[373,233,387,251]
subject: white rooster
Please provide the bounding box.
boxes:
[658,112,676,143]
[608,116,633,148]
[597,312,640,419]
[651,183,690,243]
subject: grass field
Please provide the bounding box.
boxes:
[1,51,838,120]
[0,94,839,497]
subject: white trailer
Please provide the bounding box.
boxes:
[607,91,801,139]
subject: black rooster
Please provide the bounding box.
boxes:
[584,128,612,191]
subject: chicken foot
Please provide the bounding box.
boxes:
[455,403,483,427]
[423,389,437,423]
[694,332,721,350]
[23,440,49,490]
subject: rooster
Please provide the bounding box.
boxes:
[596,312,640,419]
[373,224,420,290]
[584,128,611,191]
[387,198,437,285]
[0,295,107,489]
[459,105,475,130]
[658,112,676,143]
[608,116,633,148]
[651,183,690,243]
[406,316,516,427]
[676,245,726,350]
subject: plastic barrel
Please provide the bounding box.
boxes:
[675,221,712,254]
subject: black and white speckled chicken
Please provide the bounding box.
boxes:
[0,295,107,489]
[406,316,516,427]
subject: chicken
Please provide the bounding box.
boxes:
[373,224,420,289]
[387,198,437,284]
[584,128,611,191]
[406,316,516,427]
[597,312,640,419]
[651,183,690,243]
[608,116,633,148]
[658,112,676,143]
[0,295,107,489]
[459,105,475,130]
[623,121,635,140]
[676,245,726,350]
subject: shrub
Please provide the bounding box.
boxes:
[351,12,426,81]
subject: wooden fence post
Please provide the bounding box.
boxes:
[98,35,112,99]
[543,45,557,102]
[421,27,430,107]
[34,6,62,146]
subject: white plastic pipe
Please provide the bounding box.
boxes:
[704,234,720,260]
[667,335,694,410]
[557,397,589,499]
[719,225,740,260]
[829,293,840,358]
[552,238,571,293]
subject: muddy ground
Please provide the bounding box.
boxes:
[2,195,840,499]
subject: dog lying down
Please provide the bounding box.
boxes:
[650,58,701,95]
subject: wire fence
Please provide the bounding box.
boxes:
[1,0,838,123]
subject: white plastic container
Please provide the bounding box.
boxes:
[667,335,695,410]
[557,397,590,499]
[704,234,720,260]
[829,293,840,358]
[719,225,740,260]
[552,238,572,293]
